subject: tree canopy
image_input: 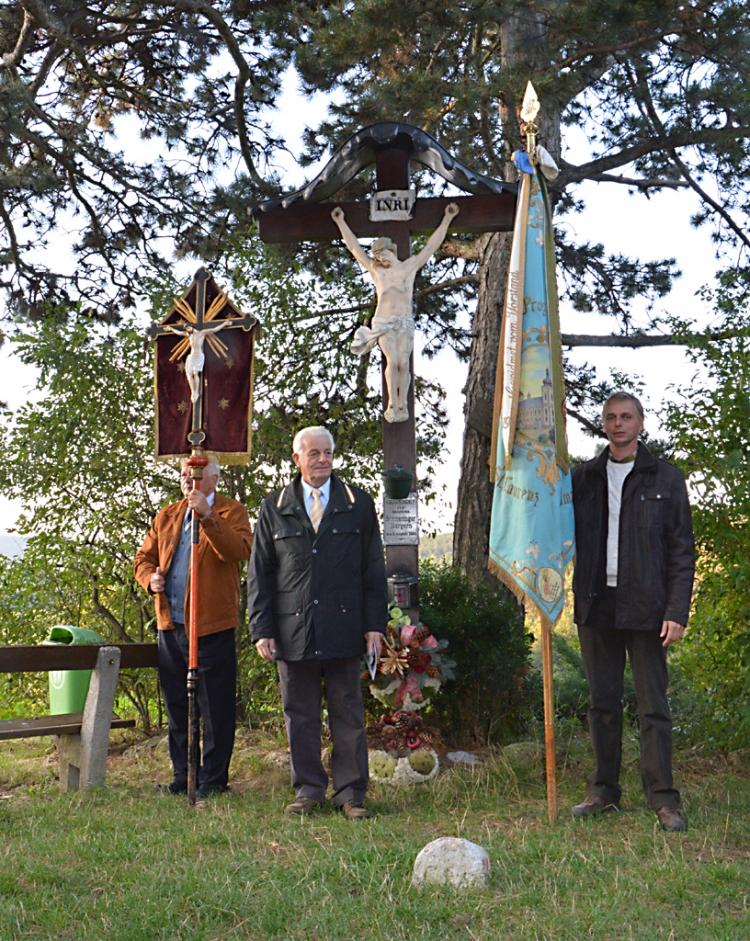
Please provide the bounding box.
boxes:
[2,0,750,583]
[0,0,294,319]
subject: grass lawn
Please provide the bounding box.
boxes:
[0,729,749,941]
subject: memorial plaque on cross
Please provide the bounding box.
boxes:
[253,123,516,621]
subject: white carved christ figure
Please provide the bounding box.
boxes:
[161,321,227,403]
[331,202,459,423]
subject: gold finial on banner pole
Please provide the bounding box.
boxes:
[521,81,540,155]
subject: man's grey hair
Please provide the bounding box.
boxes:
[181,456,221,479]
[602,391,644,422]
[293,426,335,455]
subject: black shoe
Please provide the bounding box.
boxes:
[656,806,687,832]
[196,784,228,799]
[571,795,619,817]
[155,780,187,795]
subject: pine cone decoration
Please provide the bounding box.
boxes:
[416,626,430,642]
[419,726,443,750]
[394,711,413,731]
[426,665,441,678]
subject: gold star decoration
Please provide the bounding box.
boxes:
[177,401,188,413]
[225,356,235,369]
[218,397,230,410]
[378,639,410,678]
[177,362,186,373]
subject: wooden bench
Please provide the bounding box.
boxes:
[0,643,159,792]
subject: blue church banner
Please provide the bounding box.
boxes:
[488,152,575,627]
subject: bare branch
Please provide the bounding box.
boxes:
[583,172,689,191]
[175,0,271,191]
[556,28,693,71]
[562,330,739,348]
[557,125,750,188]
[631,63,750,249]
[567,407,607,439]
[1,8,35,69]
[441,237,483,261]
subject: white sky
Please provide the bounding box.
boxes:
[0,69,722,534]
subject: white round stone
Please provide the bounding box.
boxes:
[412,837,490,888]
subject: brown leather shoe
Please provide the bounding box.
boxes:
[284,797,321,816]
[341,800,372,820]
[571,795,620,817]
[656,806,687,832]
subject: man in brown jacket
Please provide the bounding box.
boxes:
[135,457,253,796]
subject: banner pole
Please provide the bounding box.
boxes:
[541,617,558,822]
[522,81,558,825]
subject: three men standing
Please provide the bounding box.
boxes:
[134,457,253,797]
[572,392,695,831]
[248,426,388,819]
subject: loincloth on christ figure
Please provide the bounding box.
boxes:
[351,314,415,357]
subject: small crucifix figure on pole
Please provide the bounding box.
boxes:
[159,320,231,404]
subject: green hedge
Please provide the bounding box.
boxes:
[418,560,533,746]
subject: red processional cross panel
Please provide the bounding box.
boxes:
[152,269,260,464]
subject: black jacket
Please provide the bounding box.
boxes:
[248,473,389,660]
[572,443,695,631]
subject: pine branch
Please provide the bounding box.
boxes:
[562,330,739,348]
[582,172,689,191]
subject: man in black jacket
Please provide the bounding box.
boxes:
[248,426,388,819]
[572,392,695,831]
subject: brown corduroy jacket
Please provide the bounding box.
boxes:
[134,493,253,636]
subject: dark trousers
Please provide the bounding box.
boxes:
[157,624,237,789]
[277,656,368,806]
[578,590,679,810]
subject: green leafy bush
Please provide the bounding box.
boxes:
[418,559,533,745]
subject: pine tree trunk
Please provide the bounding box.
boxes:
[453,231,510,583]
[453,9,560,584]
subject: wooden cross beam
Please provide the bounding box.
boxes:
[256,140,515,619]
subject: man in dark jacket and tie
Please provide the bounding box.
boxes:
[571,392,695,831]
[248,426,388,819]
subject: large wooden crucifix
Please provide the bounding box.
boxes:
[253,123,516,621]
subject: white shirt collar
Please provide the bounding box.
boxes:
[301,477,331,504]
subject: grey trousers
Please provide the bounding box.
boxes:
[578,591,680,810]
[277,656,369,806]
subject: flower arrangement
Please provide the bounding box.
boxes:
[369,605,455,712]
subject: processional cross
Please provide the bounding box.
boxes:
[147,266,259,805]
[253,124,516,620]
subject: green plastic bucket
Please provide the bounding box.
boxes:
[45,626,105,715]
[383,469,414,500]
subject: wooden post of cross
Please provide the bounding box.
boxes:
[255,134,515,623]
